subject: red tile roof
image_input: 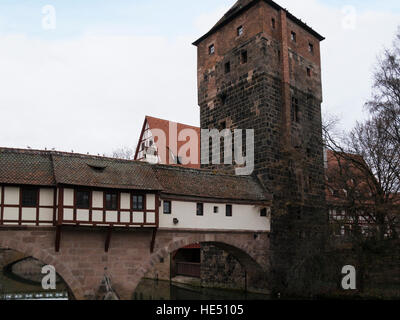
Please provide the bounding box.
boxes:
[136,116,201,169]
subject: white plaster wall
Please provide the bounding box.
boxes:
[92,191,103,208]
[63,208,73,221]
[21,208,36,221]
[146,194,156,210]
[39,208,53,221]
[159,200,270,232]
[4,187,19,205]
[39,189,54,206]
[3,207,19,221]
[120,193,130,210]
[105,211,118,223]
[77,209,89,222]
[64,189,74,206]
[92,210,103,222]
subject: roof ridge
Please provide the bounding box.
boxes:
[0,146,150,165]
[145,115,200,130]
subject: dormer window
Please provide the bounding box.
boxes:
[209,44,215,55]
[291,31,296,42]
[237,26,243,36]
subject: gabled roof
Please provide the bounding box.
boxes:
[135,116,201,169]
[193,0,325,46]
[0,147,272,203]
[154,164,271,203]
[0,147,162,190]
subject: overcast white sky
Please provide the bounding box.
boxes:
[0,0,399,156]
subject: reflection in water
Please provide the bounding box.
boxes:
[133,279,270,300]
[0,267,69,300]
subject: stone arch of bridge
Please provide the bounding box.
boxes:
[0,237,84,300]
[127,233,269,299]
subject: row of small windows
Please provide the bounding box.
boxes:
[11,188,146,211]
[209,22,314,56]
[163,201,267,217]
[76,190,144,210]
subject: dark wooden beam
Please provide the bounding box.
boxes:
[105,227,112,252]
[150,228,158,253]
[55,225,62,252]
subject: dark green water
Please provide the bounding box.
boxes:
[0,269,68,300]
[133,279,270,300]
[1,268,270,300]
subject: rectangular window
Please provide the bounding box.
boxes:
[225,61,231,74]
[163,201,171,214]
[271,18,276,29]
[237,26,243,36]
[308,42,314,53]
[226,204,232,217]
[307,67,311,77]
[76,190,90,209]
[196,203,204,216]
[291,31,296,42]
[260,208,267,217]
[21,187,38,207]
[241,50,248,64]
[105,192,118,210]
[133,194,144,210]
[214,206,219,213]
[209,44,215,55]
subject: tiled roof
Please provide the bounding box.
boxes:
[0,148,55,186]
[0,148,161,190]
[154,165,271,203]
[0,147,271,203]
[193,0,325,46]
[51,154,161,190]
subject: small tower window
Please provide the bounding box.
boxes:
[225,61,231,74]
[241,50,248,64]
[271,18,276,29]
[226,204,232,217]
[260,208,267,217]
[292,97,300,123]
[237,26,244,36]
[197,203,204,216]
[307,67,311,77]
[291,31,297,42]
[209,44,215,55]
[309,42,314,54]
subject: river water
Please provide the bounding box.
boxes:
[0,268,269,300]
[133,279,270,300]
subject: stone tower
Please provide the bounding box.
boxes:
[193,0,328,296]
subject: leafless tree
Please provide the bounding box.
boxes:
[323,28,400,242]
[110,147,135,160]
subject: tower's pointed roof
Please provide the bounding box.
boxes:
[193,0,324,46]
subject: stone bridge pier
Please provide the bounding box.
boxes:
[0,227,270,300]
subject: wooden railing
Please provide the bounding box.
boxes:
[176,262,201,278]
